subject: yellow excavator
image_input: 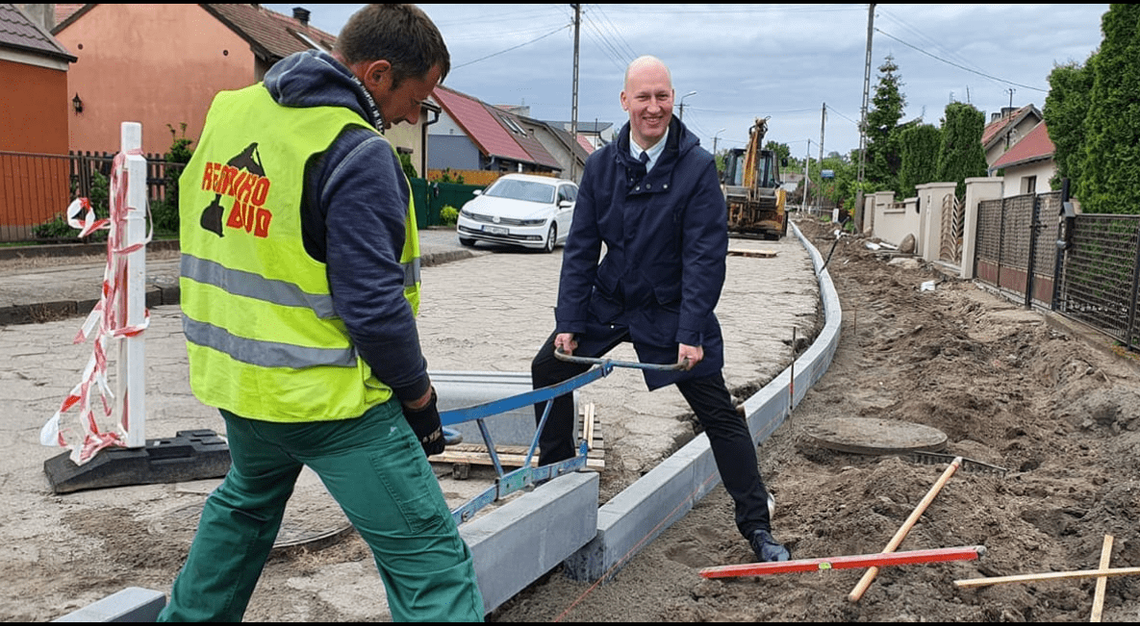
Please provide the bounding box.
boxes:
[721,117,788,240]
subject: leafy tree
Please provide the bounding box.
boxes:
[714,149,727,176]
[1077,3,1140,214]
[764,140,791,166]
[1044,61,1094,196]
[898,123,942,199]
[864,55,906,194]
[155,123,194,235]
[797,151,857,211]
[399,152,419,180]
[936,102,987,199]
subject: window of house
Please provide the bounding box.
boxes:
[498,114,527,136]
[1021,175,1037,195]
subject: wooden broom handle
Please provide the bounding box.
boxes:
[848,456,961,603]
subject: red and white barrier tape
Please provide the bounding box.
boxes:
[40,149,153,465]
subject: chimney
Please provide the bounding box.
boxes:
[293,7,310,26]
[16,4,55,32]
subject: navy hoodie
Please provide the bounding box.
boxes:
[262,50,430,404]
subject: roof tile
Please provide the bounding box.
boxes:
[0,3,75,61]
[433,85,553,167]
[991,122,1055,169]
[205,4,337,62]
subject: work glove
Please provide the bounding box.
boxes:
[403,387,445,457]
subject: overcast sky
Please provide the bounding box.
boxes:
[265,4,1108,161]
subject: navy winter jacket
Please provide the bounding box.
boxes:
[555,117,729,390]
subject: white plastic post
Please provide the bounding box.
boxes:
[118,122,147,448]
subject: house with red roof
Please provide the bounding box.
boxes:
[982,104,1057,197]
[44,4,437,175]
[2,3,75,154]
[982,105,1043,167]
[990,121,1056,197]
[1,3,77,239]
[429,85,594,182]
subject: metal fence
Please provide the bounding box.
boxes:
[974,192,1060,310]
[974,189,1140,352]
[1054,213,1140,352]
[0,150,184,243]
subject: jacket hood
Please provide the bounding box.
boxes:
[263,50,380,128]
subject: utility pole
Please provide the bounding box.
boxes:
[854,3,875,232]
[570,4,580,181]
[804,140,812,215]
[679,90,697,123]
[819,102,826,212]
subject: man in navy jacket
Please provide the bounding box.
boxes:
[531,56,790,563]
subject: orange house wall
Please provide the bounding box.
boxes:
[55,4,255,155]
[2,59,69,154]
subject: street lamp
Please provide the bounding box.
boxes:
[712,128,726,155]
[678,90,697,122]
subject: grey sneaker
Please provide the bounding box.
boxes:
[750,529,790,563]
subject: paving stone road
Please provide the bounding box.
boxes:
[0,223,820,562]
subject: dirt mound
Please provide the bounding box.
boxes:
[488,217,1140,622]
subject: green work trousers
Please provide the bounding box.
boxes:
[158,400,484,622]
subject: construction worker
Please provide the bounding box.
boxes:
[530,55,791,564]
[162,5,483,621]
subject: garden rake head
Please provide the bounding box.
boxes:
[907,450,1008,477]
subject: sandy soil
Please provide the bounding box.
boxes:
[487,218,1140,622]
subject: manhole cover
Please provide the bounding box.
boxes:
[805,417,948,455]
[157,468,352,551]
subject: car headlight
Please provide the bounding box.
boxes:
[460,208,474,218]
[518,218,547,226]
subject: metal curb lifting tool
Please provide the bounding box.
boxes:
[439,349,686,525]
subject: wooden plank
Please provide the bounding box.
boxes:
[583,402,595,451]
[432,449,604,471]
[955,566,1140,589]
[1091,534,1114,622]
[432,405,605,470]
[728,248,778,258]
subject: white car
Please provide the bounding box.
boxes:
[456,173,577,253]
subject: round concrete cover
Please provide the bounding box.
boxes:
[160,467,352,551]
[805,417,948,455]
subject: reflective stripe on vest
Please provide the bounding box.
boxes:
[183,316,357,368]
[182,254,339,319]
[182,253,420,318]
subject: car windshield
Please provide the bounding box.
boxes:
[484,179,555,204]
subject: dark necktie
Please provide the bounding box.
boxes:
[638,151,650,167]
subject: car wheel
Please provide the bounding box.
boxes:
[543,223,557,253]
[459,237,476,247]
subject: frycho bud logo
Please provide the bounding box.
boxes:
[198,143,273,238]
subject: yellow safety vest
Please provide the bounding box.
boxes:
[179,84,421,422]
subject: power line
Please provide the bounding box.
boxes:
[451,24,570,70]
[875,27,1048,93]
[590,4,638,61]
[597,4,863,16]
[876,8,990,80]
[825,104,860,127]
[582,12,633,69]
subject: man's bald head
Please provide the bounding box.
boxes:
[624,55,672,91]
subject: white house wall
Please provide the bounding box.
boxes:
[1002,160,1056,198]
